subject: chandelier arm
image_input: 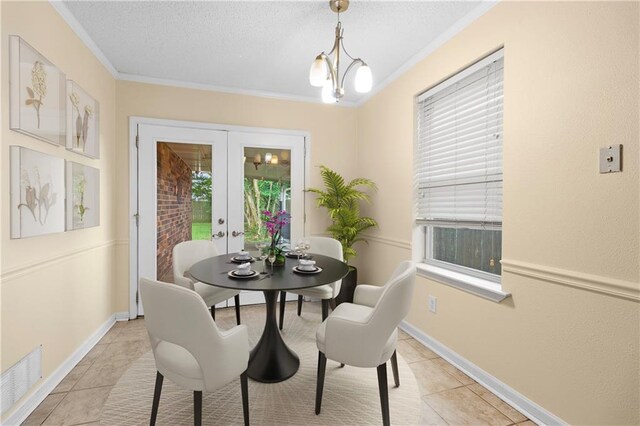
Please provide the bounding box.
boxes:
[340,58,365,89]
[323,55,338,89]
[339,38,357,62]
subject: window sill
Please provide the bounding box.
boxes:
[416,263,511,303]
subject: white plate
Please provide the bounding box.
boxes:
[228,270,259,279]
[292,266,323,275]
[231,256,255,263]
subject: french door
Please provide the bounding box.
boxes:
[134,122,305,315]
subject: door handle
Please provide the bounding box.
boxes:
[231,230,245,237]
[212,231,226,239]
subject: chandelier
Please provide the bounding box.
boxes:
[309,0,372,103]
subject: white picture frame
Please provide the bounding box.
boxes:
[66,80,100,158]
[9,35,66,146]
[10,146,65,239]
[66,161,100,230]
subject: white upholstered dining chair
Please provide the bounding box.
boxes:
[314,261,416,426]
[173,240,242,324]
[140,278,250,426]
[279,236,343,330]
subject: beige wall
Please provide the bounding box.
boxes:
[354,2,639,424]
[2,1,639,424]
[1,1,117,421]
[113,81,358,311]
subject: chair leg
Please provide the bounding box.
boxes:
[321,299,329,321]
[279,291,286,330]
[240,371,249,426]
[235,294,241,325]
[391,350,400,387]
[377,363,390,426]
[297,295,303,316]
[210,306,215,320]
[315,351,327,415]
[329,298,337,311]
[150,371,163,426]
[194,391,202,426]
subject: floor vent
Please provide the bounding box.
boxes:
[1,345,42,415]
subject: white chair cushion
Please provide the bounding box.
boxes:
[154,340,204,391]
[293,284,333,299]
[316,303,398,366]
[194,282,239,307]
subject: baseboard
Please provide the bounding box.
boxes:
[2,314,117,426]
[399,320,567,426]
[115,311,131,322]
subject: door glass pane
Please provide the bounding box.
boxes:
[243,148,292,248]
[156,142,212,282]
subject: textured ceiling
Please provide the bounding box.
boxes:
[62,1,485,104]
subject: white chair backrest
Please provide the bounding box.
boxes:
[367,261,416,352]
[173,240,219,288]
[140,278,244,390]
[308,236,344,297]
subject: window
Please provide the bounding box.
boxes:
[415,49,504,288]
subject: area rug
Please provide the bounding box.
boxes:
[101,304,423,425]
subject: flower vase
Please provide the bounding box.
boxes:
[266,248,286,267]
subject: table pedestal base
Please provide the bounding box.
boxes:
[248,290,300,382]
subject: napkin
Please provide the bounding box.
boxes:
[235,262,253,275]
[298,259,316,270]
[237,250,251,259]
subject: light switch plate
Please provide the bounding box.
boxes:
[599,144,622,173]
[428,295,437,313]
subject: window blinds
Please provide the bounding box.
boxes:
[415,50,503,225]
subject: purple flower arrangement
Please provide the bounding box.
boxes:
[261,210,290,264]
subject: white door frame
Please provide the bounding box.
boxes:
[128,116,311,319]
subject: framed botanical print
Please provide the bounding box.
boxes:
[66,161,100,230]
[10,146,65,238]
[66,81,100,158]
[9,35,66,146]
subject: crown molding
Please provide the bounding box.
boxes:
[117,73,358,108]
[49,0,119,78]
[50,0,496,108]
[354,0,499,107]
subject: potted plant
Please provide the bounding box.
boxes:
[261,209,290,266]
[306,166,378,304]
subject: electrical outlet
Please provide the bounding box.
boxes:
[428,295,437,313]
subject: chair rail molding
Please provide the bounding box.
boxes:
[1,240,117,282]
[501,258,639,302]
[399,320,568,426]
[360,233,412,251]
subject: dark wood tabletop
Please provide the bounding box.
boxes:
[189,253,349,292]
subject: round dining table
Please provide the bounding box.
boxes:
[189,253,349,383]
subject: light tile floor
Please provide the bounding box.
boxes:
[23,302,533,425]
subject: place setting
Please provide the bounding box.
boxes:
[229,249,255,263]
[285,238,313,259]
[292,258,322,274]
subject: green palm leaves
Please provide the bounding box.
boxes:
[307,166,378,264]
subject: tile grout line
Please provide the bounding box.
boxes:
[465,382,527,423]
[36,392,67,426]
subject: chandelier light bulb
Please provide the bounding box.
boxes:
[322,79,336,104]
[354,64,373,93]
[265,152,272,163]
[309,56,328,87]
[271,155,279,165]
